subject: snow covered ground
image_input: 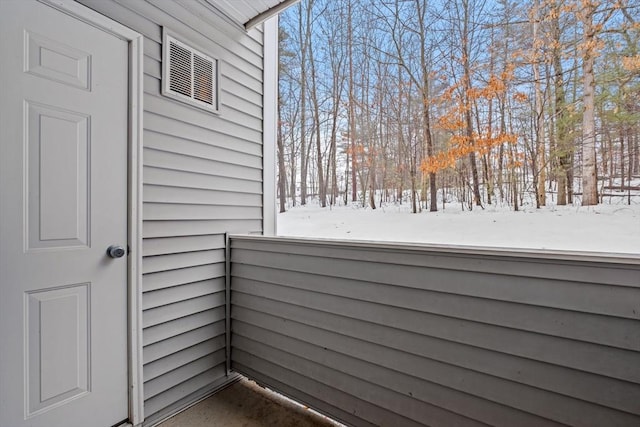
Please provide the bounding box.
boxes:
[277,201,640,255]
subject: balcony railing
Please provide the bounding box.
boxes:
[229,235,640,426]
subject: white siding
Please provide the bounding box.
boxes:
[76,1,265,423]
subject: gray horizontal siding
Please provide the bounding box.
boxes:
[143,96,263,143]
[143,264,225,292]
[77,0,265,422]
[143,219,262,238]
[143,167,263,195]
[230,236,640,427]
[143,292,225,329]
[142,235,226,257]
[142,148,262,182]
[144,185,263,207]
[143,130,262,169]
[142,250,225,274]
[142,111,262,156]
[142,279,225,310]
[143,203,262,221]
[144,319,226,364]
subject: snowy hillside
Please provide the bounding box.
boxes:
[278,202,640,255]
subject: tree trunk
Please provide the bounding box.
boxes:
[532,1,545,208]
[277,95,287,213]
[461,0,481,208]
[628,129,633,205]
[633,134,639,175]
[416,0,437,212]
[581,2,598,206]
[298,2,309,205]
[422,85,437,212]
[620,132,625,192]
[348,0,357,203]
[551,0,570,205]
[307,9,325,207]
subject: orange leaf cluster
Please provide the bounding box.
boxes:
[500,63,515,82]
[507,160,524,168]
[426,64,519,175]
[420,133,517,174]
[475,133,517,156]
[513,92,528,102]
[436,115,465,132]
[505,151,525,169]
[622,55,640,72]
[420,144,469,174]
[467,75,509,101]
[345,143,367,156]
[439,84,459,103]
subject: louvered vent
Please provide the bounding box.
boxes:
[168,42,192,97]
[194,54,214,105]
[162,32,219,113]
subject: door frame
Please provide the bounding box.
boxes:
[37,1,144,424]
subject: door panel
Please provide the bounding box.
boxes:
[25,30,92,90]
[26,284,90,415]
[27,102,90,249]
[0,1,129,426]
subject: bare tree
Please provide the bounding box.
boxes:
[579,0,599,205]
[277,0,637,211]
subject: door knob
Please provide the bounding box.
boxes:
[107,245,126,258]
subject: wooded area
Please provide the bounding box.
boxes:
[277,0,640,213]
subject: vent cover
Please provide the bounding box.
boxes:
[162,32,219,113]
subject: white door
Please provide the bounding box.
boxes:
[0,1,129,426]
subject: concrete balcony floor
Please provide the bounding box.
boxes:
[157,378,341,427]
